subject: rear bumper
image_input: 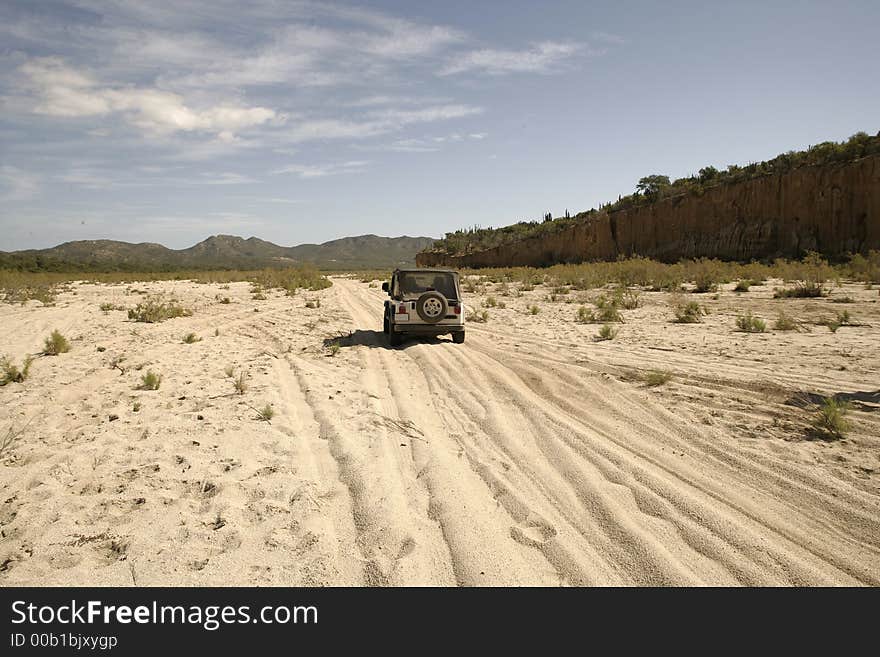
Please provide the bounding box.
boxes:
[392,324,464,335]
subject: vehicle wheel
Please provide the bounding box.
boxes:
[415,291,447,324]
[452,331,465,344]
[388,330,402,346]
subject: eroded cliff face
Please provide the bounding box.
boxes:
[417,155,879,268]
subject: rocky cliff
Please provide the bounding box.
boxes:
[417,154,879,268]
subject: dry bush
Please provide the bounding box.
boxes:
[596,324,618,341]
[672,300,704,323]
[128,297,191,322]
[773,312,799,331]
[735,313,766,333]
[43,329,70,355]
[811,397,851,440]
[0,355,34,385]
[139,370,162,390]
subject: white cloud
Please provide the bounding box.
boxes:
[273,160,369,179]
[281,104,482,143]
[370,104,483,125]
[440,42,583,75]
[18,58,277,138]
[195,172,258,185]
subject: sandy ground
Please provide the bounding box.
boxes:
[1,276,878,586]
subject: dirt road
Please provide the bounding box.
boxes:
[1,276,878,585]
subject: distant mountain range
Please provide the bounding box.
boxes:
[0,234,435,271]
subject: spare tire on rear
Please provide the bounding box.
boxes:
[416,291,448,324]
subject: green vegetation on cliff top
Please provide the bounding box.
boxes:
[429,131,880,256]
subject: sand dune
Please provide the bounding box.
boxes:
[1,276,878,585]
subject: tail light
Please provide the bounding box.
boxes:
[398,303,407,313]
[453,304,461,315]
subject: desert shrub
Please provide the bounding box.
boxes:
[0,355,34,386]
[182,333,201,344]
[43,329,70,355]
[830,296,854,304]
[691,259,721,293]
[528,304,540,315]
[217,296,232,304]
[596,324,618,340]
[575,306,591,323]
[811,397,851,440]
[820,310,854,333]
[467,309,489,323]
[774,283,826,298]
[733,280,753,292]
[735,313,766,333]
[128,297,191,322]
[139,370,162,390]
[0,422,30,458]
[643,369,673,386]
[615,288,641,309]
[673,300,704,323]
[327,342,340,356]
[132,402,141,412]
[773,312,798,331]
[845,250,880,283]
[484,296,497,308]
[305,300,317,309]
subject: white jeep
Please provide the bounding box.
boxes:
[382,269,465,346]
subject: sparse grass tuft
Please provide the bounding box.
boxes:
[43,329,70,355]
[132,402,141,412]
[735,312,766,333]
[673,300,704,323]
[643,369,673,386]
[811,397,851,440]
[256,404,274,422]
[1,420,32,458]
[616,288,641,309]
[528,304,540,315]
[182,332,201,344]
[128,296,191,322]
[773,311,798,331]
[139,370,162,390]
[774,282,826,298]
[327,342,340,356]
[233,370,248,395]
[0,354,34,386]
[596,324,618,341]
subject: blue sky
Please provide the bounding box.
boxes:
[1,0,878,251]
